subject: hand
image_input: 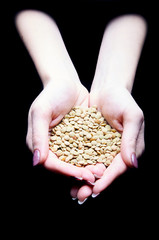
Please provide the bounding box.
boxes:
[91,86,145,193]
[70,86,145,202]
[70,14,147,203]
[26,79,95,183]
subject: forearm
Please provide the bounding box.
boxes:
[15,10,79,87]
[91,15,147,92]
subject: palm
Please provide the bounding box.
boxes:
[90,86,132,132]
[71,87,134,201]
[88,86,144,195]
[34,80,95,182]
[37,80,89,128]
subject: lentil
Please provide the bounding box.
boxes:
[49,106,121,167]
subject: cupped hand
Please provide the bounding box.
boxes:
[70,86,145,202]
[90,86,145,163]
[26,79,95,183]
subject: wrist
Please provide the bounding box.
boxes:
[90,80,132,105]
[91,72,133,94]
[102,81,132,93]
[104,74,134,92]
[42,71,81,88]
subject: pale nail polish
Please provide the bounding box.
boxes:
[75,177,83,180]
[87,181,95,186]
[33,149,40,166]
[131,152,138,168]
[72,197,77,201]
[78,198,88,205]
[92,193,100,198]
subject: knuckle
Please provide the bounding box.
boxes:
[136,108,144,123]
[30,100,50,121]
[30,101,40,119]
[128,107,144,127]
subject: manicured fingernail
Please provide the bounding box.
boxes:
[92,193,100,198]
[75,177,83,180]
[78,198,88,205]
[33,149,40,166]
[131,152,138,168]
[72,197,77,201]
[87,181,95,186]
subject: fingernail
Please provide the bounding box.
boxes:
[33,149,40,166]
[72,197,77,201]
[78,198,88,205]
[92,193,100,198]
[87,181,95,186]
[131,152,138,168]
[75,177,83,180]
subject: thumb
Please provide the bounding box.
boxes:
[121,110,144,168]
[32,111,51,166]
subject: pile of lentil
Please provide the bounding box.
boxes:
[49,106,121,167]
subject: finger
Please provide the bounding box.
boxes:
[44,151,95,182]
[136,121,145,158]
[92,154,127,194]
[121,109,144,168]
[26,111,33,151]
[70,185,79,199]
[86,163,106,178]
[31,109,51,165]
[70,180,94,201]
[77,185,93,204]
[70,184,93,204]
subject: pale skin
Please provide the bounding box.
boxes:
[16,10,147,203]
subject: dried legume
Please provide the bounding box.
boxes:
[49,106,121,167]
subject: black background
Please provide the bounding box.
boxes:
[3,0,158,235]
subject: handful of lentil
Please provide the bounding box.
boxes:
[49,106,121,167]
